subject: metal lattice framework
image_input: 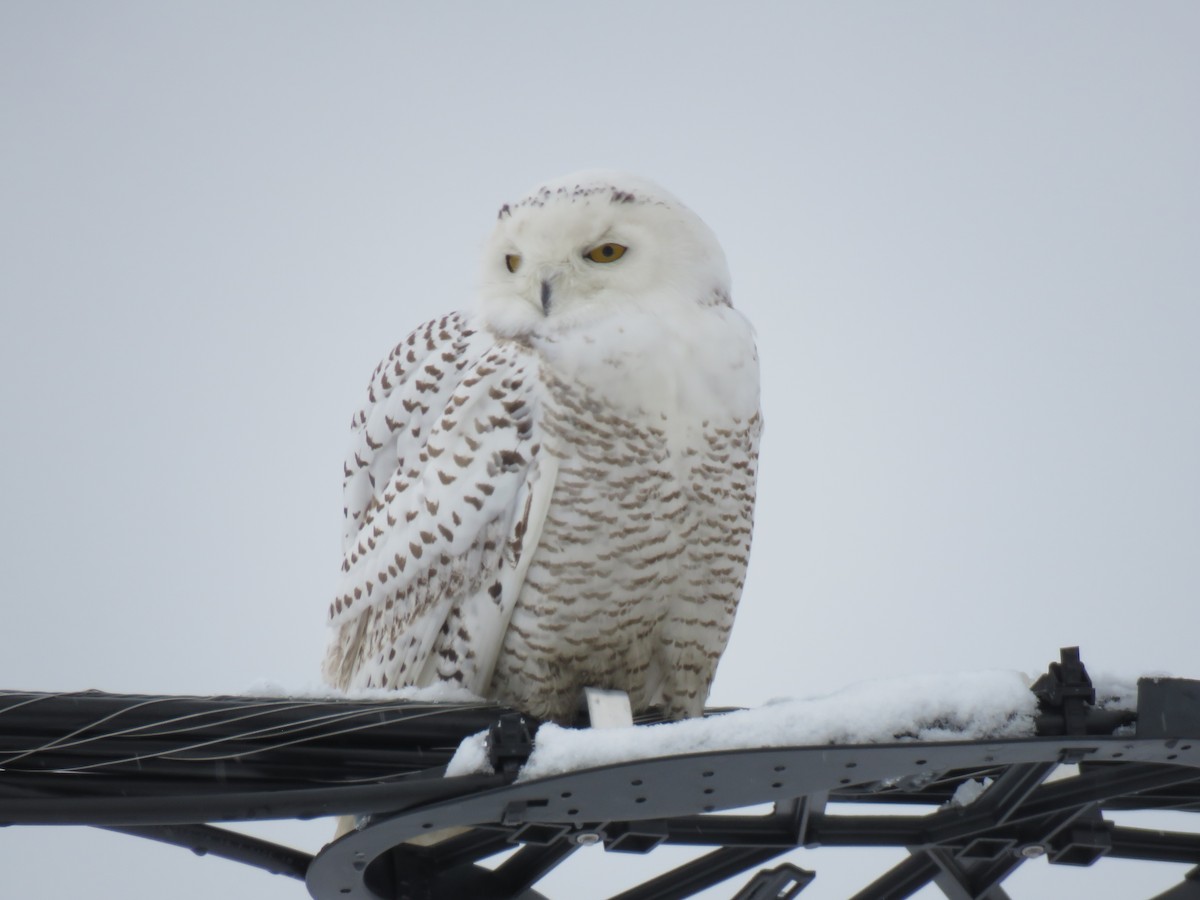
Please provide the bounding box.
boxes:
[2,648,1199,899]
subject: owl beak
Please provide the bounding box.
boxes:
[540,279,552,315]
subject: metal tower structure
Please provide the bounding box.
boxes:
[3,648,1198,898]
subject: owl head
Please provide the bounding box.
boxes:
[478,171,732,338]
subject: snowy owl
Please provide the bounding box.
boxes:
[324,171,761,723]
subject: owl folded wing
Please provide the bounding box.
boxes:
[325,313,555,694]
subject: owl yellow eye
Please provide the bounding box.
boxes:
[584,243,627,263]
[505,254,521,273]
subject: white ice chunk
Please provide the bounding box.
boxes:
[949,777,991,807]
[445,730,493,777]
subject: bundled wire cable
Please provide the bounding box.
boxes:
[0,690,523,825]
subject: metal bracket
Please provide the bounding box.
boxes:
[1031,646,1096,736]
[488,713,535,777]
[1138,677,1200,740]
[731,862,815,899]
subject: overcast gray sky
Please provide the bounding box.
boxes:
[2,3,1198,898]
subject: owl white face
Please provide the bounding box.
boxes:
[478,171,731,338]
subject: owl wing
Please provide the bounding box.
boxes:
[324,313,556,695]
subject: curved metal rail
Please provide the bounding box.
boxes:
[2,649,1198,899]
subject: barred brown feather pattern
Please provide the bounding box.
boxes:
[490,368,760,721]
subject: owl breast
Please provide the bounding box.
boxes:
[487,311,761,722]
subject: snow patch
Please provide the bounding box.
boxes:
[1093,674,1140,712]
[445,669,1043,781]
